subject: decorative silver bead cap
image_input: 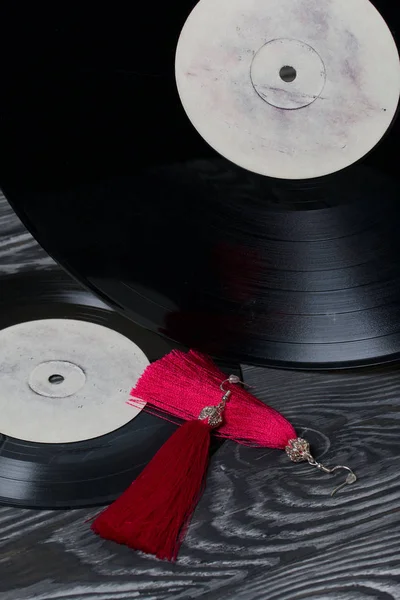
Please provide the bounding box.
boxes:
[199,406,224,429]
[285,438,312,463]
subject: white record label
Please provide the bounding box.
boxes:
[176,0,400,179]
[0,319,149,443]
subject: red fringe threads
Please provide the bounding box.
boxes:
[91,419,212,561]
[129,350,296,448]
[92,350,297,561]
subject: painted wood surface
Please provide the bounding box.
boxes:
[1,192,400,599]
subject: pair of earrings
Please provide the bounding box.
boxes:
[92,350,356,561]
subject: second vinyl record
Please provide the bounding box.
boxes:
[0,272,237,508]
[0,272,179,508]
[0,1,400,369]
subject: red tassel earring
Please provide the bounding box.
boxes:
[91,383,231,561]
[91,350,357,561]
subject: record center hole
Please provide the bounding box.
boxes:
[280,65,297,83]
[48,374,65,385]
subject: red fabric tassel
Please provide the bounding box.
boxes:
[91,419,211,561]
[92,350,297,561]
[92,350,357,560]
[128,350,296,448]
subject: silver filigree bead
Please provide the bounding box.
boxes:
[198,406,224,429]
[285,438,311,463]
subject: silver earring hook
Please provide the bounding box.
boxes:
[307,459,357,497]
[285,438,357,497]
[220,375,249,393]
[329,466,358,497]
[198,374,245,428]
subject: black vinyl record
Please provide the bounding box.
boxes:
[0,2,400,369]
[0,271,182,509]
[0,272,238,509]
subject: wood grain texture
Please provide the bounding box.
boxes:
[2,365,400,599]
[0,191,55,275]
[1,194,400,599]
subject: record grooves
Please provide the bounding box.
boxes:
[0,1,400,369]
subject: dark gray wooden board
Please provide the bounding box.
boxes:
[1,192,400,600]
[0,192,55,275]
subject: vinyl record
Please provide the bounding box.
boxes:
[0,271,181,509]
[0,2,400,369]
